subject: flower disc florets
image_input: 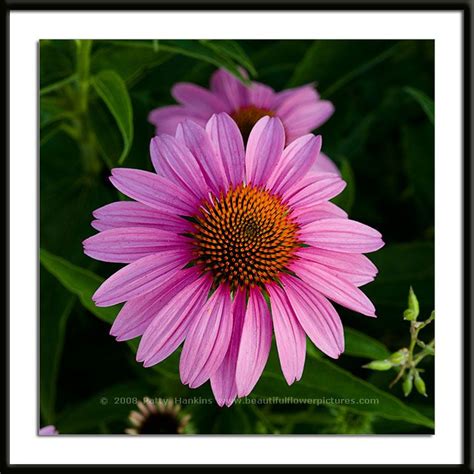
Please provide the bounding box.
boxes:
[189,184,300,289]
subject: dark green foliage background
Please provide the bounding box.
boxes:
[40,40,434,434]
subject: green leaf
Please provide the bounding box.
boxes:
[40,269,76,424]
[287,40,400,94]
[211,405,253,434]
[266,409,334,432]
[102,40,254,83]
[200,40,256,76]
[40,248,119,324]
[256,350,434,429]
[40,40,75,90]
[40,130,116,262]
[366,242,434,311]
[40,97,71,129]
[91,70,133,164]
[89,100,123,169]
[344,327,390,360]
[248,40,312,90]
[159,40,251,83]
[404,87,434,124]
[321,42,401,98]
[331,158,355,212]
[38,251,169,382]
[91,43,173,85]
[402,122,434,214]
[40,123,66,147]
[56,381,151,433]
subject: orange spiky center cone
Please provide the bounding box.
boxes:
[231,106,275,143]
[188,184,300,290]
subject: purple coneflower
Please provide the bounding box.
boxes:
[148,68,338,174]
[84,113,383,406]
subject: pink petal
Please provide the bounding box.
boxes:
[246,82,275,109]
[293,202,348,225]
[175,120,227,195]
[180,285,233,388]
[83,227,183,263]
[210,289,246,407]
[150,134,208,199]
[267,285,306,385]
[92,250,188,307]
[291,258,376,316]
[285,173,346,208]
[109,168,198,216]
[300,218,384,254]
[206,113,245,187]
[268,134,322,195]
[245,116,285,187]
[172,83,230,116]
[148,105,206,135]
[235,289,272,397]
[210,68,247,111]
[284,277,344,358]
[296,247,378,287]
[272,84,320,113]
[39,425,58,436]
[91,201,188,233]
[283,101,335,142]
[136,276,211,367]
[312,152,340,175]
[110,267,200,341]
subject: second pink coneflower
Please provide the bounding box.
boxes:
[148,68,338,174]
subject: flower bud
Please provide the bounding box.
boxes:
[404,286,419,320]
[403,374,413,397]
[363,360,392,371]
[414,373,427,397]
[389,349,408,366]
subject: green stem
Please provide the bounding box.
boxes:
[390,313,434,389]
[75,40,101,176]
[76,40,92,113]
[407,325,418,367]
[407,313,434,364]
[40,74,78,96]
[389,365,406,388]
[413,339,435,366]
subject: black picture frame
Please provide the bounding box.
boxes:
[2,0,472,471]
